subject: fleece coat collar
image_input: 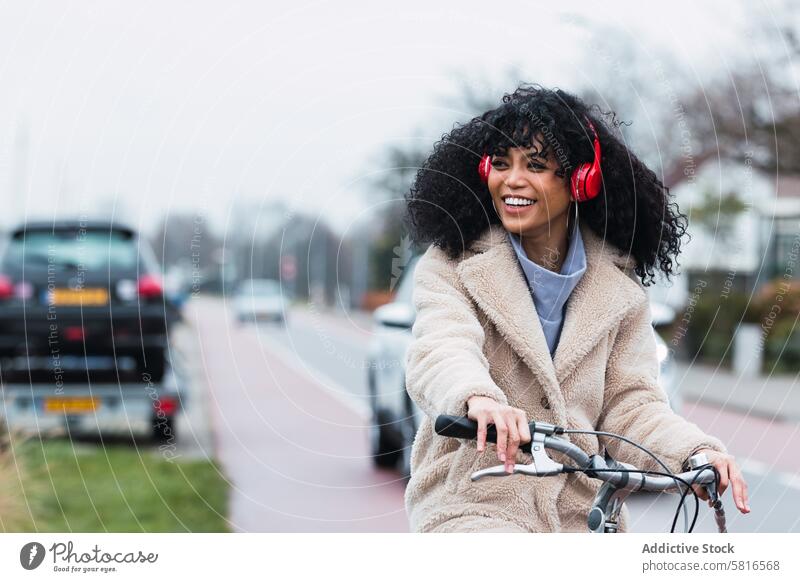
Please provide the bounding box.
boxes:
[455,222,646,427]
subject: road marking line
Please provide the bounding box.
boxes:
[252,329,372,421]
[738,457,800,492]
[292,307,374,344]
[740,457,769,476]
[779,473,800,491]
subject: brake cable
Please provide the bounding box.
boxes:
[562,466,704,532]
[563,428,693,531]
[669,465,720,533]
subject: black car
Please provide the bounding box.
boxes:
[0,220,181,441]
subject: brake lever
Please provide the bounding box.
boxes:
[470,433,564,481]
[470,462,559,481]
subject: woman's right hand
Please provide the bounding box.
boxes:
[466,396,532,473]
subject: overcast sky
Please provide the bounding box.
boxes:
[0,0,766,238]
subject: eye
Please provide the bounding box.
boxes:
[527,160,547,171]
[490,158,508,169]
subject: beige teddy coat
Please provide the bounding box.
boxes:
[403,222,727,533]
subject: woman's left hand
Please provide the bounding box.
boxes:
[691,449,750,514]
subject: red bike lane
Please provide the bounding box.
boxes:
[683,399,800,476]
[189,298,409,532]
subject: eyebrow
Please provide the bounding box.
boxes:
[495,150,546,160]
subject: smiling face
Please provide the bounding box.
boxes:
[486,140,573,239]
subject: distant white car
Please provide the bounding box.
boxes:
[233,279,288,325]
[366,255,680,477]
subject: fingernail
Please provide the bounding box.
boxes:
[500,453,505,462]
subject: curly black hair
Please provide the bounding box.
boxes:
[403,83,688,285]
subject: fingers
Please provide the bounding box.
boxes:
[728,463,750,514]
[504,415,520,473]
[469,402,529,474]
[476,414,487,453]
[709,454,751,514]
[518,411,532,445]
[493,413,508,466]
[716,460,730,496]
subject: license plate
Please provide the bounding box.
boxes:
[43,397,100,414]
[50,288,109,306]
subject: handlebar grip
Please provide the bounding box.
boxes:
[435,415,532,454]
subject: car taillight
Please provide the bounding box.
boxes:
[64,326,85,341]
[137,275,163,299]
[154,396,178,416]
[0,275,13,300]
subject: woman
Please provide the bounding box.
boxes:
[402,84,750,533]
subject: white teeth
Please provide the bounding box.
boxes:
[504,197,534,206]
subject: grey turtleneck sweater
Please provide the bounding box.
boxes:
[507,222,587,358]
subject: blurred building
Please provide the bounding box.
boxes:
[660,158,800,310]
[756,174,800,285]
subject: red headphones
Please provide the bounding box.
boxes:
[478,117,602,202]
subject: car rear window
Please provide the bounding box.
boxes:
[240,280,281,295]
[3,229,139,271]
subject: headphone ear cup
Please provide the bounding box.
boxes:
[478,155,492,183]
[569,117,603,202]
[580,118,603,200]
[570,164,589,202]
[582,162,602,200]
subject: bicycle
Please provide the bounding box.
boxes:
[435,415,728,533]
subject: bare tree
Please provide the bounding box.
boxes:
[575,6,800,189]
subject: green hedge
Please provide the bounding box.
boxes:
[764,318,800,374]
[680,291,751,367]
[680,279,800,374]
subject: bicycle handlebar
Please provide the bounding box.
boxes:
[434,415,716,493]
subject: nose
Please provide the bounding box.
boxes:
[504,163,527,188]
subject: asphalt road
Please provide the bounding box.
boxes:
[186,297,800,533]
